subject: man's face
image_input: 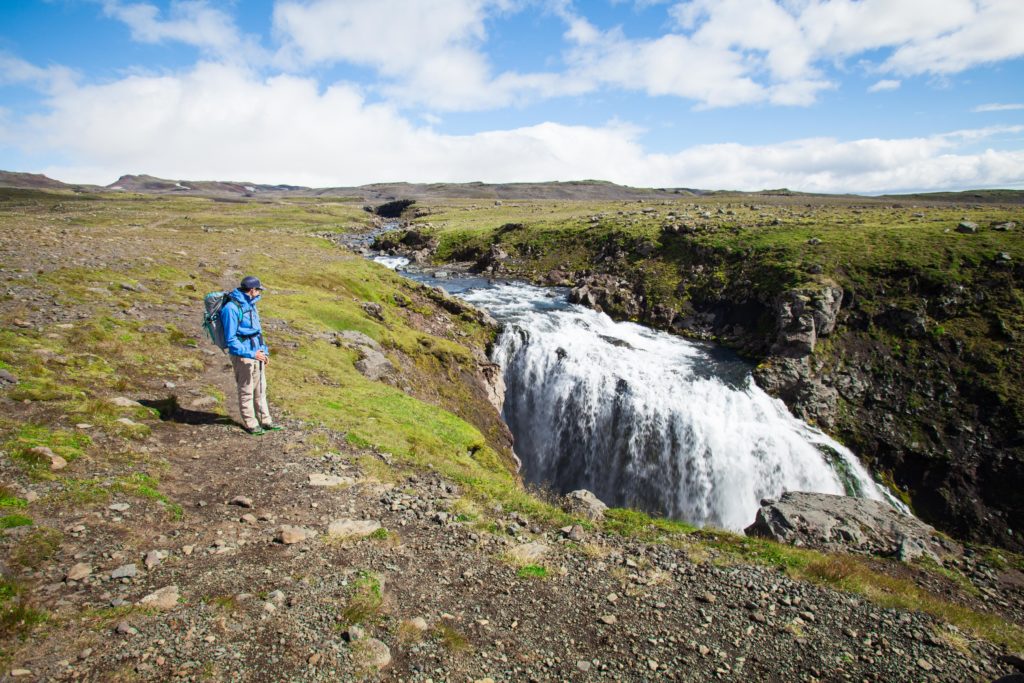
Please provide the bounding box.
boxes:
[246,288,262,298]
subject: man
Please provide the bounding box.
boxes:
[221,275,281,435]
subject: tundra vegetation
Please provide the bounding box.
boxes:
[0,186,1021,679]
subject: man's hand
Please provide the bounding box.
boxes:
[254,350,268,363]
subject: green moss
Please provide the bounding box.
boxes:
[1,422,92,476]
[0,514,33,529]
[516,564,548,579]
[11,527,62,569]
[340,571,383,627]
[603,507,696,540]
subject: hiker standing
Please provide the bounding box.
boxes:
[221,276,280,435]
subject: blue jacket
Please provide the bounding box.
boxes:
[220,288,269,359]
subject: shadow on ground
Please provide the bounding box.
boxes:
[140,396,235,426]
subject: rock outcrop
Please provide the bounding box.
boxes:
[745,492,958,562]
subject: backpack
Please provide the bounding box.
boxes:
[202,292,240,351]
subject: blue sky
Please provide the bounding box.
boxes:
[1,0,1023,193]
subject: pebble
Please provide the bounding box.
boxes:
[110,564,138,579]
[229,496,254,508]
[599,614,617,625]
[115,620,138,636]
[109,503,130,512]
[277,525,315,544]
[918,659,934,671]
[698,592,717,604]
[144,550,164,570]
[10,669,32,677]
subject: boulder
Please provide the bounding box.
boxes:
[354,638,392,670]
[508,542,549,565]
[956,220,978,233]
[563,489,608,521]
[361,302,385,321]
[66,563,92,581]
[138,585,180,610]
[308,473,354,487]
[745,491,956,562]
[276,525,315,545]
[327,518,381,539]
[108,396,143,408]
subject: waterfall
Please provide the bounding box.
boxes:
[459,282,891,531]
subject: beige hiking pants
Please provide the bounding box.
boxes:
[231,356,272,430]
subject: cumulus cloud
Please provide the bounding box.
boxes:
[92,1,1024,111]
[100,0,266,63]
[868,79,901,92]
[10,61,1022,194]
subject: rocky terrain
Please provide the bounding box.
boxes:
[0,187,1023,681]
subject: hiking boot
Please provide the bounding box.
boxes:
[261,424,284,432]
[244,426,266,436]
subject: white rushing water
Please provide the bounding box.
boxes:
[458,281,892,531]
[375,255,410,270]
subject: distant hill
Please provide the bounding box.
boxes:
[879,189,1024,204]
[0,171,75,191]
[106,174,309,196]
[1,169,1022,204]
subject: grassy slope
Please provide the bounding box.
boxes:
[1,189,1022,655]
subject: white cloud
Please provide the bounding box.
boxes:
[0,53,77,94]
[10,61,1022,194]
[974,103,1024,112]
[868,79,901,92]
[271,0,568,110]
[100,0,265,63]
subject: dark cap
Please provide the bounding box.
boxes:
[240,275,263,291]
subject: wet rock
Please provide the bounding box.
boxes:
[745,491,954,562]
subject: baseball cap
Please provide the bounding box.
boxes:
[240,275,263,291]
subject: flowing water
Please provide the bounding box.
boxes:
[376,257,897,531]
